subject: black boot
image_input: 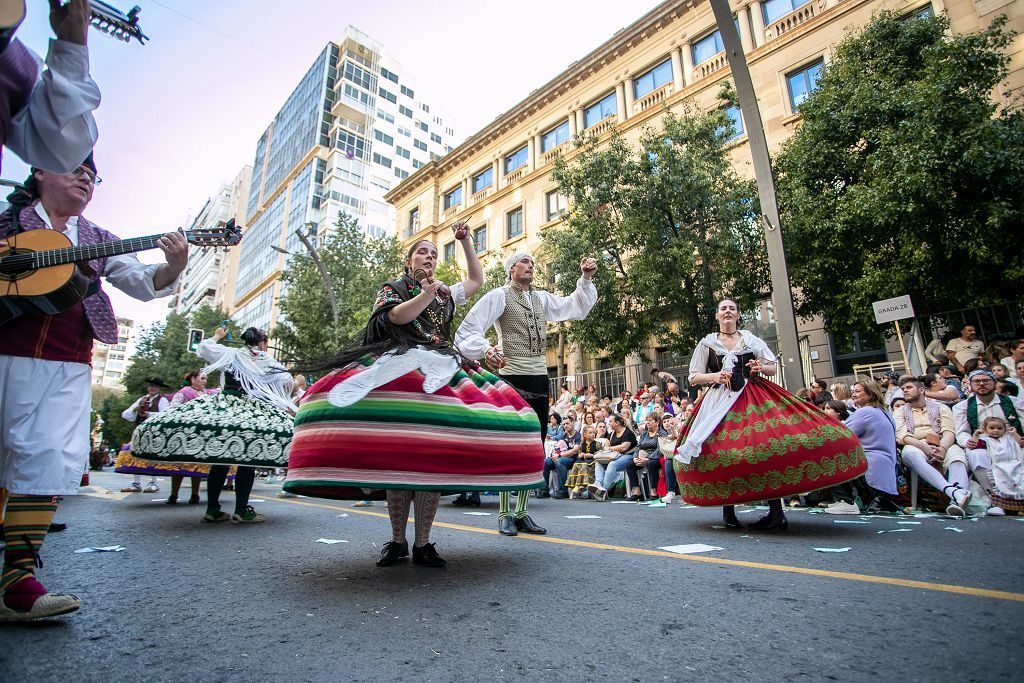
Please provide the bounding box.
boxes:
[498,516,518,536]
[722,506,743,530]
[514,515,546,534]
[376,540,409,566]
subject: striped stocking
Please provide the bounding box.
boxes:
[2,495,57,592]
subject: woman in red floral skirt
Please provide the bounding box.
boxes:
[673,299,866,530]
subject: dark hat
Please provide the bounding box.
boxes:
[881,370,900,382]
[145,377,170,388]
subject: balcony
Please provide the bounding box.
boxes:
[540,142,569,168]
[634,84,674,114]
[503,167,526,186]
[587,115,616,138]
[694,51,728,81]
[765,0,825,40]
[470,187,492,205]
[442,204,461,221]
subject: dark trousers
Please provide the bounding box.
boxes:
[624,458,662,496]
[543,456,576,494]
[501,373,549,493]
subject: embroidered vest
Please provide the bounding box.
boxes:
[495,285,547,358]
[901,400,942,437]
[966,394,1022,434]
[0,39,38,174]
[0,201,120,344]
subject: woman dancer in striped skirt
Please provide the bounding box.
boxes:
[285,223,544,568]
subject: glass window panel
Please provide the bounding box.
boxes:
[786,60,824,109]
[444,186,462,209]
[504,145,529,174]
[541,121,571,152]
[507,207,523,238]
[762,0,812,25]
[472,167,493,193]
[692,31,725,65]
[633,58,673,99]
[584,92,617,128]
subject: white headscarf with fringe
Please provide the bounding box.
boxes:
[201,345,296,413]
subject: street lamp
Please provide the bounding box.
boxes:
[709,0,805,391]
[270,224,339,326]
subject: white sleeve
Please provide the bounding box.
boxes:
[157,397,170,412]
[751,336,778,363]
[952,402,971,448]
[103,253,177,301]
[455,289,506,360]
[537,277,597,323]
[121,397,142,422]
[7,39,100,174]
[170,392,185,408]
[197,338,231,364]
[687,341,710,384]
[449,281,467,306]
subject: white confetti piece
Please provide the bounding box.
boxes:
[877,528,913,533]
[944,527,963,533]
[659,543,724,555]
[565,515,601,519]
[462,512,492,516]
[315,538,348,544]
[74,545,125,553]
[813,547,851,553]
[833,520,869,524]
[897,521,921,525]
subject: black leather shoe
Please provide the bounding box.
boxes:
[498,516,518,536]
[748,514,788,531]
[376,540,409,566]
[723,508,743,529]
[412,542,447,568]
[165,495,178,505]
[48,522,67,532]
[514,515,547,534]
[451,495,470,507]
[467,493,481,507]
[535,489,551,498]
[551,490,569,499]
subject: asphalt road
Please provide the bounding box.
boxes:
[2,470,1023,682]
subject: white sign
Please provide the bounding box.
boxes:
[872,295,914,324]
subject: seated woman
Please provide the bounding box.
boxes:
[830,382,855,411]
[624,413,669,501]
[545,412,565,443]
[567,426,601,499]
[587,414,637,501]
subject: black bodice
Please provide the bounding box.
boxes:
[707,349,756,392]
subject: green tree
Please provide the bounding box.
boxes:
[545,102,769,361]
[775,13,1024,335]
[97,391,136,449]
[274,212,403,361]
[122,304,238,395]
[433,258,506,339]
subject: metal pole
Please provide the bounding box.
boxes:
[294,229,339,327]
[709,0,805,390]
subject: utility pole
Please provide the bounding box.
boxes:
[710,0,805,390]
[294,228,339,328]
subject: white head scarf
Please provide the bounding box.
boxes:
[505,251,531,279]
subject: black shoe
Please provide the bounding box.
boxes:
[552,490,569,499]
[467,493,481,507]
[514,515,547,534]
[412,543,447,568]
[188,494,201,505]
[498,516,518,536]
[625,494,641,502]
[748,514,788,531]
[48,522,67,533]
[451,495,470,507]
[376,540,409,566]
[535,490,550,499]
[165,495,178,505]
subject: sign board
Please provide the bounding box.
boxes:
[872,295,915,325]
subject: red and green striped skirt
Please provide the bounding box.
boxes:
[674,379,867,506]
[283,357,545,500]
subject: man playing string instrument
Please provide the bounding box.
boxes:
[0,155,187,621]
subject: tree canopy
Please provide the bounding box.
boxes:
[274,212,403,362]
[775,12,1024,335]
[544,101,769,361]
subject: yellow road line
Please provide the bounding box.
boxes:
[269,496,1024,603]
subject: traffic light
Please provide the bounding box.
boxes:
[187,328,204,353]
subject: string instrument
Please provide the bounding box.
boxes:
[0,219,242,327]
[90,1,149,45]
[135,394,151,424]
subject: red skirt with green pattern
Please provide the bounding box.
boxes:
[673,378,867,506]
[283,357,545,500]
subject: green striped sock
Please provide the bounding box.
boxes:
[1,495,57,591]
[514,490,530,519]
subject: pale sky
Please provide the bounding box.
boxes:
[7,0,662,331]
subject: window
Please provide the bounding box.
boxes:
[507,206,523,239]
[412,159,423,169]
[692,30,725,64]
[831,330,887,375]
[378,87,397,104]
[420,103,430,113]
[430,133,442,144]
[472,167,493,193]
[408,207,420,234]
[541,121,570,152]
[342,82,371,107]
[400,85,415,98]
[397,126,411,137]
[395,146,411,159]
[336,130,367,160]
[545,190,567,221]
[414,139,428,152]
[443,241,456,262]
[372,152,392,168]
[633,58,673,99]
[443,185,462,210]
[395,168,409,180]
[373,130,394,146]
[584,92,617,128]
[903,3,934,20]
[399,104,413,118]
[724,105,744,140]
[376,110,394,124]
[762,0,812,25]
[473,226,487,253]
[380,67,399,83]
[343,62,375,90]
[787,60,824,110]
[505,145,528,174]
[416,121,429,132]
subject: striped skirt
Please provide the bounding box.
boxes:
[674,378,867,506]
[284,356,545,500]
